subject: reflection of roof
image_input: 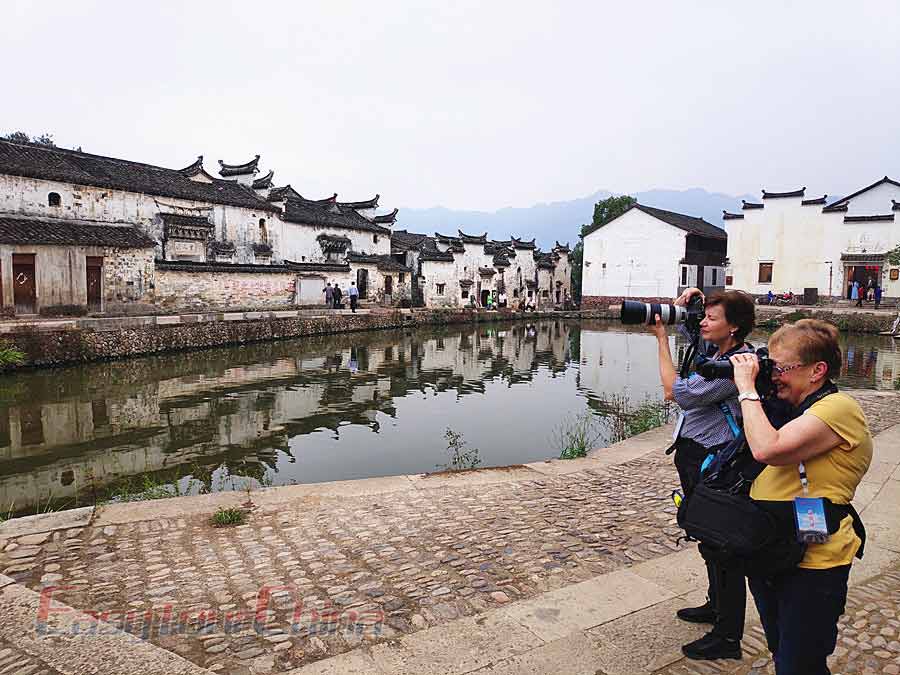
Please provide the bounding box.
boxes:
[0,140,278,211]
[0,216,155,248]
[346,252,411,272]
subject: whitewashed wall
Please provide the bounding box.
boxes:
[726,181,900,298]
[0,174,283,264]
[421,260,460,307]
[279,222,391,264]
[583,209,686,298]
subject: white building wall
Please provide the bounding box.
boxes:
[727,180,900,298]
[279,222,390,264]
[582,209,686,299]
[0,174,283,264]
[421,260,460,307]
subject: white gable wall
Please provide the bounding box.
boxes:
[583,208,686,299]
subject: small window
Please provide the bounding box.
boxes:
[436,283,445,296]
[259,218,268,244]
[399,273,405,283]
[373,234,379,244]
[681,266,688,286]
[711,268,718,286]
[542,290,549,298]
[462,289,469,299]
[513,288,519,298]
[758,263,773,284]
[48,192,61,207]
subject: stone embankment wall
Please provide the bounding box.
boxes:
[151,268,298,311]
[3,308,612,368]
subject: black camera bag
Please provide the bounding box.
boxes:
[677,481,776,556]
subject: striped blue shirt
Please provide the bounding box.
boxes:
[672,328,753,448]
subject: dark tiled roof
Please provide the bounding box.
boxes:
[742,200,764,210]
[180,156,206,177]
[459,279,474,287]
[252,242,273,255]
[0,140,278,212]
[210,240,236,254]
[458,230,487,244]
[283,199,391,234]
[338,195,379,209]
[283,260,351,272]
[419,249,455,262]
[266,185,302,202]
[298,193,338,205]
[635,204,727,239]
[824,177,900,212]
[478,267,496,276]
[346,252,411,272]
[762,187,806,199]
[391,229,431,250]
[840,253,886,262]
[893,200,900,211]
[722,211,744,220]
[511,237,536,249]
[252,170,274,190]
[317,233,351,251]
[0,216,155,248]
[553,241,571,253]
[435,232,461,244]
[493,253,511,267]
[802,195,827,206]
[373,208,398,224]
[844,214,894,223]
[218,156,260,177]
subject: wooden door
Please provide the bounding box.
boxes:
[12,254,36,314]
[357,268,368,299]
[384,274,392,297]
[86,257,103,312]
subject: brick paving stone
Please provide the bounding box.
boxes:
[0,389,896,674]
[0,638,64,675]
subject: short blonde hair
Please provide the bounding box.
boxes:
[768,319,842,379]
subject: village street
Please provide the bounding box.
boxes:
[0,389,898,675]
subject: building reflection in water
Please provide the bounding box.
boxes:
[1,320,895,514]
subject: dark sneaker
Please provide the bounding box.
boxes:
[681,633,742,660]
[676,601,716,624]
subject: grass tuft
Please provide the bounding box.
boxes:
[210,507,247,528]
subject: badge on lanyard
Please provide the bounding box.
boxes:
[672,412,685,441]
[794,497,829,544]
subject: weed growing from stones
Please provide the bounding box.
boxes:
[439,428,482,471]
[553,412,604,459]
[210,507,247,527]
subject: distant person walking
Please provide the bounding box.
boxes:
[349,281,359,313]
[852,280,861,307]
[875,284,883,309]
[333,284,343,309]
[324,282,333,308]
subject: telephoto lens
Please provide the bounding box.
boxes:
[620,300,687,325]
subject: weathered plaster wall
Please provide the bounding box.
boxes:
[280,223,390,264]
[151,269,298,311]
[0,244,154,313]
[0,174,282,265]
[420,260,460,307]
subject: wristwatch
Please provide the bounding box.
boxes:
[738,391,761,403]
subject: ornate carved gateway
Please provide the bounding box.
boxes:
[159,210,214,261]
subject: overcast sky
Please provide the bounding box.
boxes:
[3,1,899,211]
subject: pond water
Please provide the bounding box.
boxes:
[1,320,898,514]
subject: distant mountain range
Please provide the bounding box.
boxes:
[396,188,758,249]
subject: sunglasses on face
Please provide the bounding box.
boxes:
[772,362,806,376]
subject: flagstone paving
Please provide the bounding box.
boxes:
[0,389,897,675]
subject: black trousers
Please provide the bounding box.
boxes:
[674,437,746,641]
[749,565,850,675]
[350,296,358,312]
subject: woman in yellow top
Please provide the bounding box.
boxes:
[730,319,872,675]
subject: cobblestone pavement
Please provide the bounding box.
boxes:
[0,638,63,675]
[0,389,897,675]
[654,565,900,675]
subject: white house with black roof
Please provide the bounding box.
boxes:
[0,138,405,314]
[581,203,727,308]
[724,177,900,301]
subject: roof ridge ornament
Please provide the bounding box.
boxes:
[180,156,205,176]
[252,169,274,190]
[762,187,806,199]
[217,155,261,177]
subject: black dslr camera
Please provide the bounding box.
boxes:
[619,296,775,397]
